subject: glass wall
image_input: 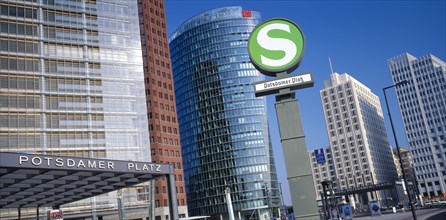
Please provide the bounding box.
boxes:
[170,7,280,218]
[0,0,150,217]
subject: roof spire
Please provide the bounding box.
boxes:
[329,57,334,74]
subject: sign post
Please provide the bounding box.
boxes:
[248,18,319,219]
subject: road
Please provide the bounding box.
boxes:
[354,207,446,220]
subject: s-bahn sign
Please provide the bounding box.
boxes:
[248,18,313,96]
[248,18,305,76]
[248,18,320,219]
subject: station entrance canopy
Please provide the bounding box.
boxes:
[334,182,395,196]
[0,152,179,218]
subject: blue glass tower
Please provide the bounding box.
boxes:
[169,7,280,219]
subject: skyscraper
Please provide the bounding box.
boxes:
[138,0,187,218]
[169,7,280,219]
[320,73,398,204]
[388,53,446,198]
[1,0,150,218]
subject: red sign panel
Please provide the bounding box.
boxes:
[242,10,252,18]
[47,210,63,220]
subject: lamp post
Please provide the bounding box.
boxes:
[279,182,287,218]
[383,80,417,220]
[279,182,285,207]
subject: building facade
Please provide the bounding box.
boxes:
[169,7,280,219]
[388,53,446,199]
[308,147,337,202]
[138,0,187,218]
[320,73,398,204]
[392,147,416,187]
[1,0,151,218]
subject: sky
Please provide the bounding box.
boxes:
[164,0,446,205]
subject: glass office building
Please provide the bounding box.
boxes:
[169,7,280,219]
[1,0,150,218]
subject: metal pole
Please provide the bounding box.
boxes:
[321,182,329,220]
[18,207,21,220]
[91,196,97,220]
[279,182,287,216]
[370,172,378,202]
[412,166,420,197]
[117,189,126,220]
[146,181,155,220]
[383,83,416,220]
[37,206,39,220]
[279,182,285,206]
[151,179,156,220]
[167,173,179,220]
[320,192,327,220]
[264,183,272,218]
[423,177,429,199]
[225,188,235,220]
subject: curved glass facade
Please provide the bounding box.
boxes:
[1,0,150,217]
[170,7,279,218]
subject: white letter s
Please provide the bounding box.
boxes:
[257,23,297,67]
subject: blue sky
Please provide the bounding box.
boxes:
[164,0,446,205]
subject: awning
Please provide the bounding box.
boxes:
[0,152,176,211]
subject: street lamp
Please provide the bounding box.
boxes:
[383,80,417,220]
[279,183,287,217]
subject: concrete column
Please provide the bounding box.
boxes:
[275,86,319,219]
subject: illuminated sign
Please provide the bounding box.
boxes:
[47,210,63,220]
[19,155,162,172]
[253,73,313,96]
[4,154,169,174]
[248,18,312,97]
[248,18,305,76]
[242,10,252,17]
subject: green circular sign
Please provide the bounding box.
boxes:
[248,18,305,76]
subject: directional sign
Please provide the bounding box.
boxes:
[342,205,353,219]
[370,202,382,216]
[314,148,326,164]
[253,73,313,97]
[248,18,305,76]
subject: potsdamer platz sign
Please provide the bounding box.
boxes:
[0,152,179,220]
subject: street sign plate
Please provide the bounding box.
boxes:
[253,72,314,97]
[314,148,326,164]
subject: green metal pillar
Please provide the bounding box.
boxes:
[274,72,319,219]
